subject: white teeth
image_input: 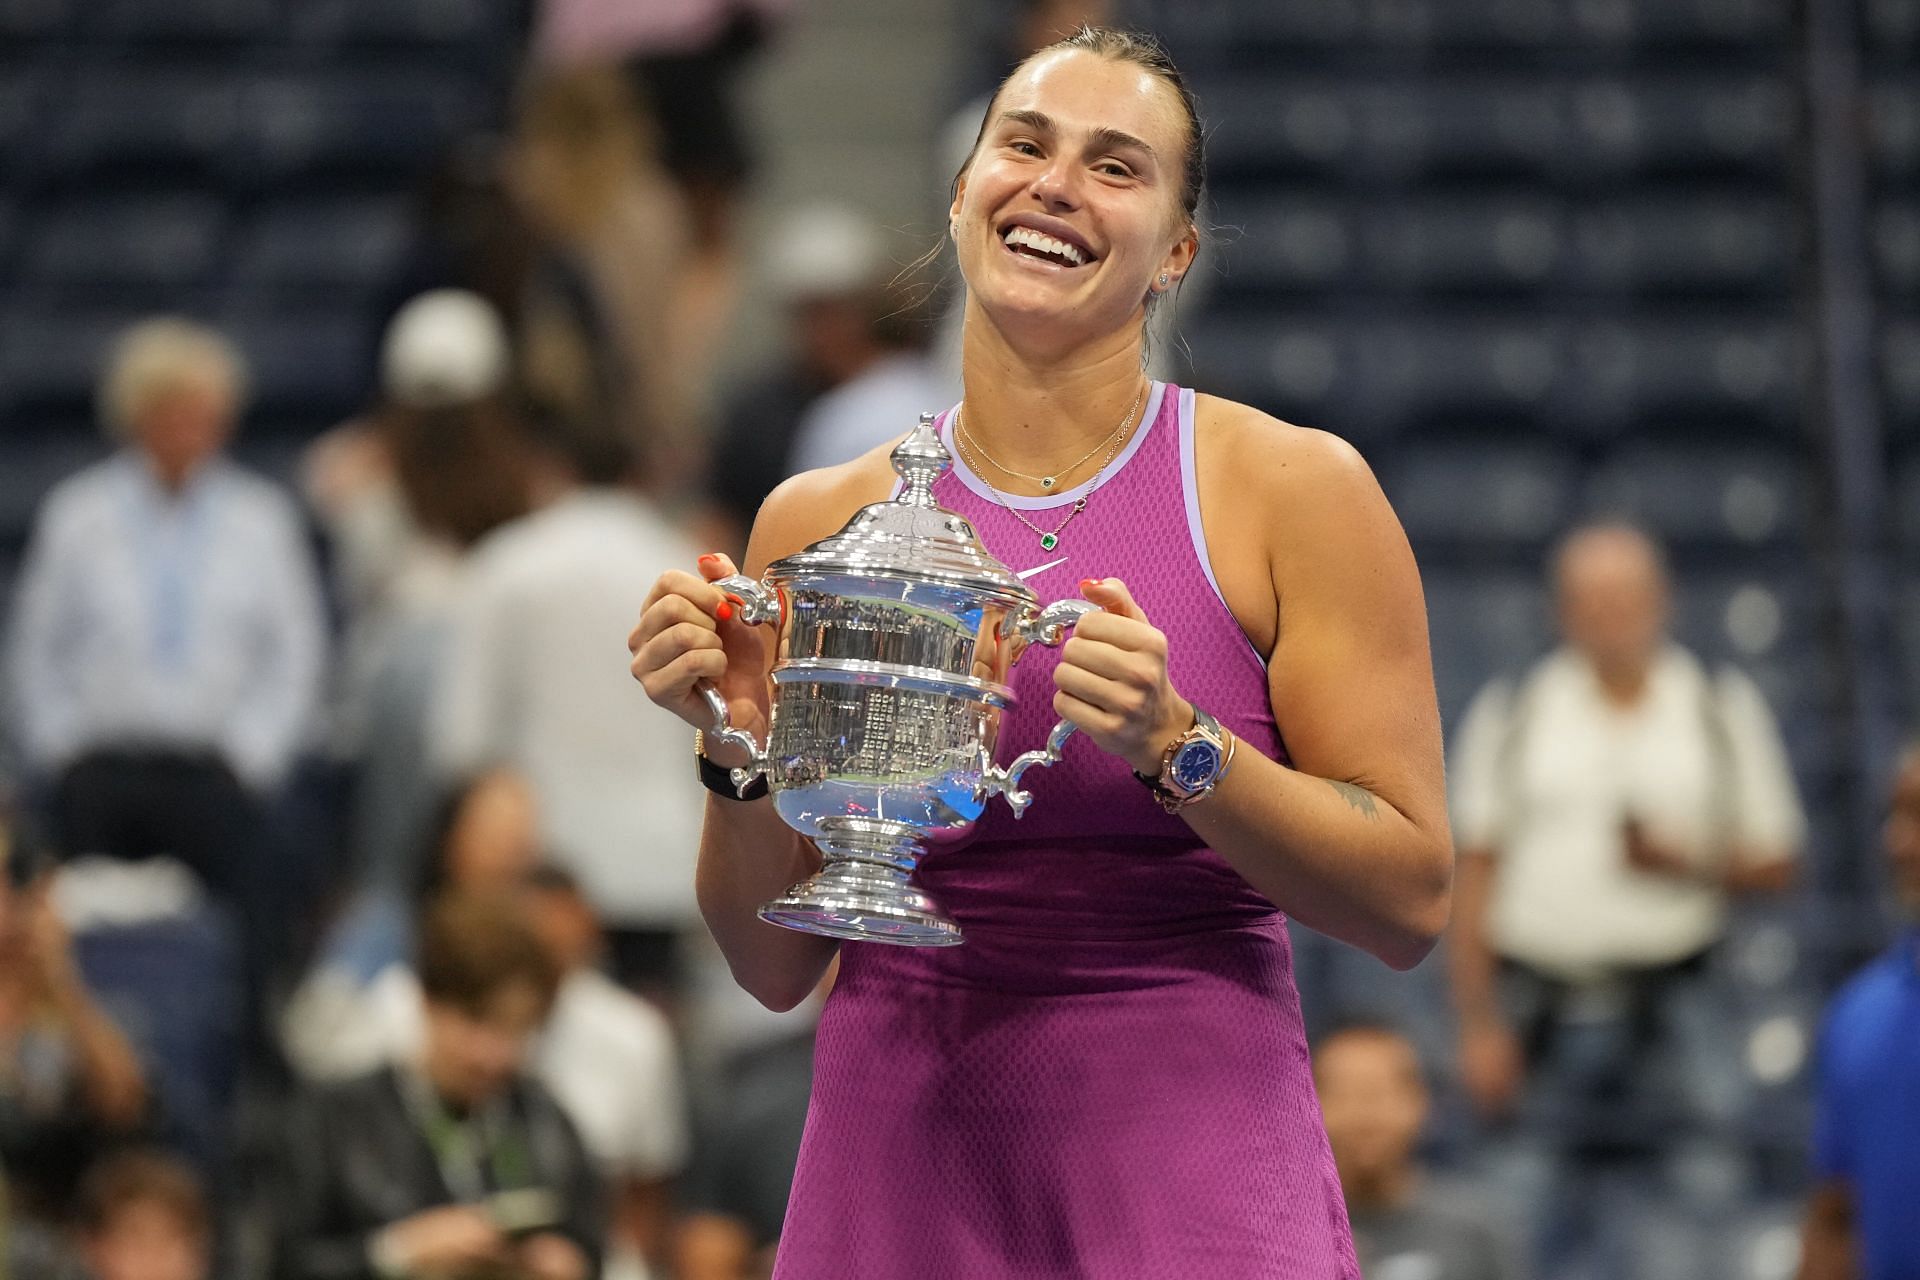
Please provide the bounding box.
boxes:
[1003,225,1087,266]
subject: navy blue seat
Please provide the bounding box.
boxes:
[0,303,158,418]
[1885,320,1920,443]
[232,196,414,300]
[1207,193,1357,295]
[0,0,72,38]
[1381,440,1578,558]
[44,73,244,186]
[0,66,45,176]
[0,197,16,280]
[90,0,276,42]
[1369,315,1572,424]
[1358,197,1567,292]
[288,0,510,47]
[1564,319,1800,436]
[1205,78,1569,183]
[1569,197,1792,297]
[225,306,374,427]
[1869,80,1919,185]
[1583,442,1807,551]
[75,908,243,1173]
[1564,75,1789,181]
[1183,314,1377,438]
[241,70,487,187]
[1423,569,1554,723]
[19,195,227,294]
[1898,576,1920,718]
[1878,201,1920,295]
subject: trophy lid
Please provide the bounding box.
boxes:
[767,412,1036,603]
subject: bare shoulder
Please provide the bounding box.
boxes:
[1191,393,1396,555]
[745,436,907,574]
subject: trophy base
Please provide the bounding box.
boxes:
[758,820,963,947]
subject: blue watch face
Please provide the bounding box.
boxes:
[1170,739,1223,791]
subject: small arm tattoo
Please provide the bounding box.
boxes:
[1327,780,1380,821]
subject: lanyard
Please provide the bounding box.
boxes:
[398,1068,535,1204]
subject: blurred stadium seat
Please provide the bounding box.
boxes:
[1582,442,1807,552]
[1380,439,1578,561]
[91,0,277,43]
[0,0,70,39]
[287,0,511,49]
[242,70,488,189]
[43,72,245,188]
[232,196,414,301]
[20,195,228,296]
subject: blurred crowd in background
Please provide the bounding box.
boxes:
[0,0,1916,1277]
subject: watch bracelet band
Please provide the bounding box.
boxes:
[1132,706,1236,813]
[694,730,769,801]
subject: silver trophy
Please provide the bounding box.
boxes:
[702,413,1095,946]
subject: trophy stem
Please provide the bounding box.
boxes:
[757,818,963,946]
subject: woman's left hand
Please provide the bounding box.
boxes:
[1052,578,1194,776]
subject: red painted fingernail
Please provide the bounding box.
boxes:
[697,554,720,567]
[715,602,734,621]
[1080,578,1100,591]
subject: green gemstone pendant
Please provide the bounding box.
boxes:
[1039,533,1058,551]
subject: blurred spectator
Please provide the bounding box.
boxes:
[307,292,534,895]
[68,1150,211,1280]
[1447,522,1805,1267]
[431,412,704,1002]
[272,893,603,1280]
[0,843,150,1247]
[709,207,948,546]
[674,964,829,1280]
[284,864,687,1280]
[6,317,326,860]
[1799,745,1920,1280]
[280,768,544,1075]
[781,214,950,476]
[507,68,705,493]
[530,0,793,404]
[1314,1021,1516,1280]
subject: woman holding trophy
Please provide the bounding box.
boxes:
[629,27,1451,1278]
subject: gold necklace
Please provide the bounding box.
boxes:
[951,388,1143,551]
[955,384,1144,492]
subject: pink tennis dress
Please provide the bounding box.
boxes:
[772,383,1360,1279]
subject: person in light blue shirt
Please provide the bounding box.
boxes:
[1801,745,1920,1280]
[4,317,327,895]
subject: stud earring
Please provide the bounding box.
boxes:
[1158,273,1170,287]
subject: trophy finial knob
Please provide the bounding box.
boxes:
[891,412,951,507]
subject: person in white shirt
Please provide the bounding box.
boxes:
[1447,522,1804,1269]
[431,411,704,998]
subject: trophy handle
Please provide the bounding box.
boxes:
[698,575,781,797]
[1011,597,1099,647]
[979,718,1079,819]
[981,596,1101,817]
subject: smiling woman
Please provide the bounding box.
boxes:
[627,24,1452,1280]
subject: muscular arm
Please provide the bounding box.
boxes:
[1065,407,1452,969]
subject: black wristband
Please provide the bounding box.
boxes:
[695,734,769,801]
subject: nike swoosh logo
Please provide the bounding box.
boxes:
[1014,556,1069,580]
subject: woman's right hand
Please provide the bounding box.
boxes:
[629,553,773,751]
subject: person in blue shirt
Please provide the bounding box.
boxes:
[1800,745,1920,1280]
[5,318,327,885]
